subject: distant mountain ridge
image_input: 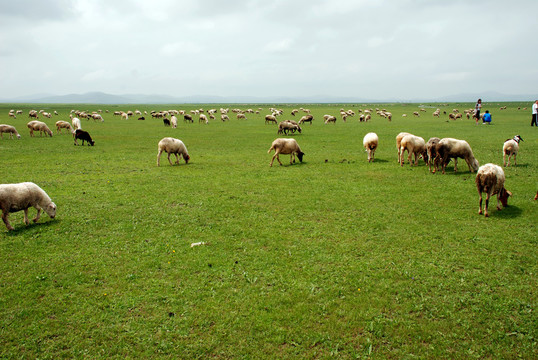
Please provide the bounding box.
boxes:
[0,91,534,104]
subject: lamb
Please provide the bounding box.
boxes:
[0,124,21,139]
[268,138,304,166]
[157,137,190,166]
[362,132,378,163]
[396,132,412,162]
[399,134,427,166]
[434,138,479,174]
[426,137,441,172]
[74,129,95,146]
[170,115,178,128]
[0,182,56,231]
[55,121,74,134]
[503,135,523,167]
[277,120,301,135]
[27,121,53,137]
[476,163,512,217]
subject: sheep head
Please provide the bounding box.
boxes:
[45,203,57,219]
[499,188,512,208]
[297,151,304,163]
[184,154,190,163]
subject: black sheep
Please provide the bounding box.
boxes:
[74,129,95,146]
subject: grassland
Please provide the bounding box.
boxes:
[0,102,536,359]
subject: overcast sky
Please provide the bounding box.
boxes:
[0,0,536,100]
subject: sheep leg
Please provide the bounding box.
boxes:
[33,208,42,223]
[503,153,507,167]
[2,211,14,231]
[157,150,163,166]
[513,154,516,166]
[23,208,30,225]
[478,193,483,215]
[174,153,180,165]
[453,158,458,172]
[167,153,174,166]
[484,193,491,217]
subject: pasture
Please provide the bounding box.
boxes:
[0,102,536,358]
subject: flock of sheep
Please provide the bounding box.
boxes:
[0,105,530,230]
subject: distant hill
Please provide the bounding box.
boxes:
[0,91,534,104]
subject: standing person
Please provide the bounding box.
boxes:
[531,100,538,126]
[475,98,482,124]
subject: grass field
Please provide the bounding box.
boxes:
[0,102,536,358]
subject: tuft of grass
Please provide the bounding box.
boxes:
[0,102,536,358]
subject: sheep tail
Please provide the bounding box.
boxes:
[268,145,275,153]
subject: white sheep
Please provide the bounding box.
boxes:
[0,124,21,139]
[476,163,512,217]
[503,135,523,167]
[362,132,378,163]
[27,121,53,137]
[0,182,56,231]
[434,138,480,174]
[265,115,277,124]
[324,115,337,124]
[199,114,208,124]
[395,132,412,162]
[55,121,74,134]
[268,138,304,166]
[157,137,190,166]
[399,134,427,166]
[170,115,178,128]
[71,117,82,130]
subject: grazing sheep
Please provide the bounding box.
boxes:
[298,115,313,125]
[170,115,177,128]
[396,132,412,162]
[221,114,229,122]
[324,115,337,124]
[476,163,511,217]
[434,138,479,174]
[27,121,53,137]
[157,137,190,166]
[163,118,171,126]
[199,114,208,124]
[73,129,95,146]
[71,117,82,130]
[184,114,193,123]
[138,116,145,121]
[400,134,427,166]
[0,124,21,139]
[237,113,246,120]
[277,121,302,135]
[265,115,277,124]
[268,138,304,166]
[55,121,74,134]
[503,135,523,167]
[363,132,379,163]
[0,182,57,231]
[413,112,420,117]
[364,114,371,122]
[426,137,441,172]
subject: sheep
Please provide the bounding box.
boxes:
[55,121,74,134]
[324,115,337,124]
[265,115,277,124]
[364,114,371,122]
[72,117,82,130]
[73,129,95,146]
[268,138,304,166]
[28,110,39,119]
[163,118,171,126]
[0,182,56,231]
[277,121,301,135]
[237,113,247,120]
[434,138,479,174]
[396,132,412,162]
[170,115,178,128]
[157,137,190,166]
[503,135,523,167]
[0,124,21,139]
[399,134,427,166]
[184,114,193,123]
[138,116,146,121]
[221,114,229,122]
[298,115,313,125]
[476,163,512,217]
[199,114,209,124]
[426,137,441,172]
[27,121,53,137]
[413,111,420,117]
[362,132,378,163]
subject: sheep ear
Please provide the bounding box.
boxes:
[506,190,512,197]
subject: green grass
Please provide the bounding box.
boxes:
[0,102,536,359]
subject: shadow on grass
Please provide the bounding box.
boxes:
[489,205,522,219]
[4,219,59,236]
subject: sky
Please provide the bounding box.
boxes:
[0,0,537,101]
